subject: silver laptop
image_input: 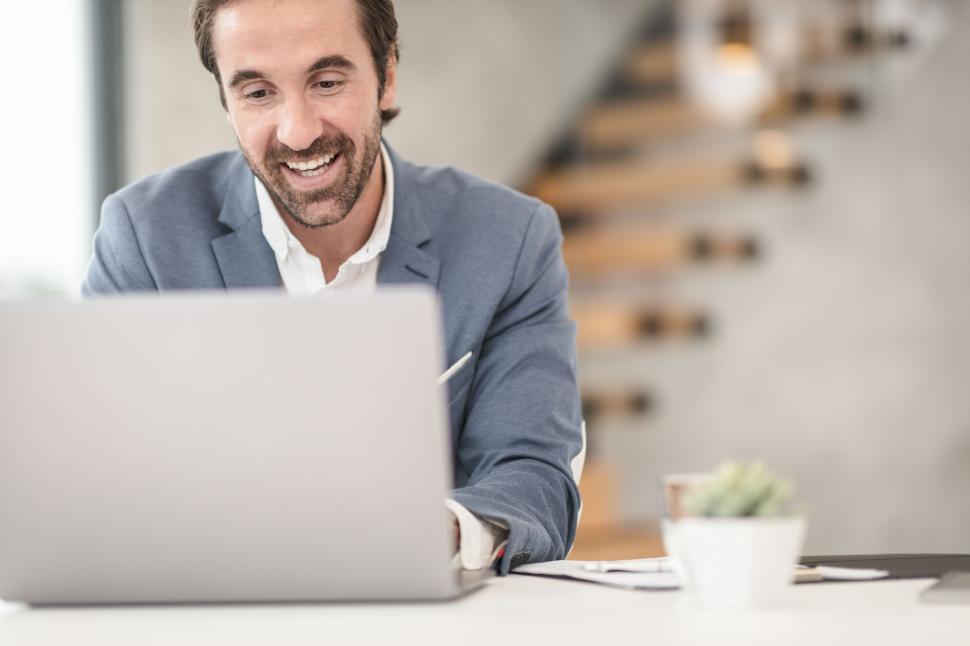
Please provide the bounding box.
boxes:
[0,289,489,604]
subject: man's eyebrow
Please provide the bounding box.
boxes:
[226,56,357,91]
[227,69,265,91]
[306,55,358,75]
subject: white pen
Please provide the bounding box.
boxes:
[436,351,473,386]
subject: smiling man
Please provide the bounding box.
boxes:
[82,0,583,575]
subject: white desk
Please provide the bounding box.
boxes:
[0,575,965,645]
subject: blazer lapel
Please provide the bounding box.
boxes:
[377,235,441,289]
[208,147,438,291]
[211,219,282,289]
[210,155,282,290]
[377,144,441,290]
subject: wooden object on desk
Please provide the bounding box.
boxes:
[569,525,666,561]
[574,459,619,530]
[570,460,665,561]
[564,229,759,277]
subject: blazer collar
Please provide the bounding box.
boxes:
[211,154,282,289]
[376,142,441,290]
[209,144,441,291]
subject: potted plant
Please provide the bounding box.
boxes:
[674,460,805,609]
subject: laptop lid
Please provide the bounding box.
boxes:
[0,289,459,604]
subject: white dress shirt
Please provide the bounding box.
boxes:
[256,147,395,295]
[255,144,507,570]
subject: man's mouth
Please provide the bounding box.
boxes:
[282,152,339,178]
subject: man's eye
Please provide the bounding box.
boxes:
[316,80,343,91]
[246,90,269,100]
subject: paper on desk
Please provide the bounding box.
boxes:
[513,558,680,590]
[815,566,889,580]
[514,559,889,590]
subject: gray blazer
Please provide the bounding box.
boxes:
[82,144,583,574]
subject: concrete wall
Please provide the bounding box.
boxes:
[121,0,970,555]
[591,4,970,554]
[122,0,654,184]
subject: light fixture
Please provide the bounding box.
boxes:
[678,0,776,125]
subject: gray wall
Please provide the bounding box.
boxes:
[592,4,970,554]
[121,1,970,555]
[122,0,654,184]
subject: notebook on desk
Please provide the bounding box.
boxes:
[800,554,970,581]
[0,290,491,605]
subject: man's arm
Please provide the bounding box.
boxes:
[449,202,583,575]
[445,500,508,570]
[81,193,157,296]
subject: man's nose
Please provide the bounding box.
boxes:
[276,98,322,152]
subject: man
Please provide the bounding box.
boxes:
[83,0,582,575]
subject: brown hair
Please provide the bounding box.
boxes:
[191,0,401,124]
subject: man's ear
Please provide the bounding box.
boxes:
[379,54,398,112]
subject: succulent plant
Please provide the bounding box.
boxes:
[683,460,795,518]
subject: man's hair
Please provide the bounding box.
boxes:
[191,0,401,124]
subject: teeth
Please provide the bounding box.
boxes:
[285,153,337,172]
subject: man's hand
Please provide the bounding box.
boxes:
[449,510,460,556]
[446,501,508,570]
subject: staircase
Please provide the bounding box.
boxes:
[517,0,948,560]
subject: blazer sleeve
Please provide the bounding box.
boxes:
[449,202,583,574]
[81,193,157,296]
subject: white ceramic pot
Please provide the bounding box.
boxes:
[660,519,690,586]
[678,516,806,609]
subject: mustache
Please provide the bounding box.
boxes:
[265,135,354,165]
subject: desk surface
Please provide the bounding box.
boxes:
[1,575,966,646]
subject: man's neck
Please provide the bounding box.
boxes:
[277,153,385,282]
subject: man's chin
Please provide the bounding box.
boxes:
[259,175,347,228]
[284,203,348,229]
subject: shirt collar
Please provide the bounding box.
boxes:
[255,142,395,264]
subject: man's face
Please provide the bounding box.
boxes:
[211,0,397,228]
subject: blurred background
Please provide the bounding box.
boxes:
[1,0,968,559]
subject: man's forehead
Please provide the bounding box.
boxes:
[212,0,365,72]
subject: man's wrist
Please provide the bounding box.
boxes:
[444,499,509,570]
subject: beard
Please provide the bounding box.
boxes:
[242,110,383,229]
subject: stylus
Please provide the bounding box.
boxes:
[437,351,473,386]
